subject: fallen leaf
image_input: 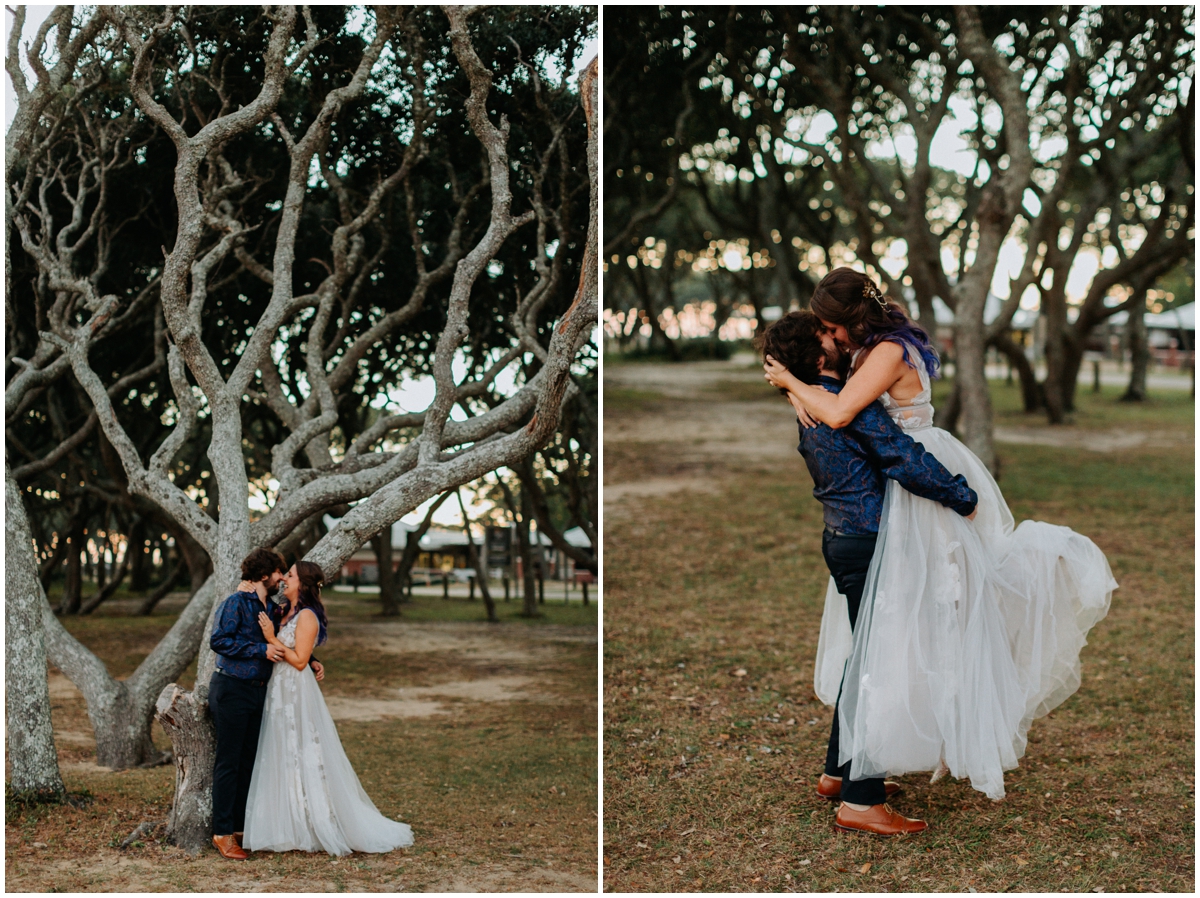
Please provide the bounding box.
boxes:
[549,786,558,793]
[679,827,696,836]
[636,842,648,849]
[799,859,811,866]
[860,862,872,874]
[32,842,48,849]
[732,668,748,677]
[719,733,730,740]
[1015,858,1028,866]
[673,855,681,864]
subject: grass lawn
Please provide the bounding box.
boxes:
[7,591,598,892]
[603,365,1194,893]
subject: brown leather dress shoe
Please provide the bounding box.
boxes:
[233,832,244,848]
[834,802,927,836]
[816,774,902,801]
[213,834,249,860]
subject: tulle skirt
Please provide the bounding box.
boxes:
[813,426,1115,799]
[243,664,414,855]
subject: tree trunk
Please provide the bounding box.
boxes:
[371,525,398,617]
[456,490,497,623]
[1060,339,1085,414]
[128,518,150,592]
[96,532,109,591]
[989,332,1043,412]
[137,559,185,616]
[5,467,66,799]
[519,489,538,617]
[59,522,84,615]
[80,536,132,614]
[389,492,451,614]
[1041,293,1070,424]
[952,295,996,471]
[1122,305,1150,402]
[42,575,216,769]
[155,684,215,854]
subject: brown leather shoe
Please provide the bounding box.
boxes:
[213,834,249,860]
[233,832,244,848]
[816,774,902,801]
[834,802,927,836]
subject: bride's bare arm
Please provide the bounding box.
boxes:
[280,611,319,671]
[765,341,907,429]
[257,609,319,671]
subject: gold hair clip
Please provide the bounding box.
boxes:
[863,281,888,310]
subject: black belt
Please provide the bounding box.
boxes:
[824,526,877,538]
[215,668,268,688]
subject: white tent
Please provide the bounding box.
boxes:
[1100,301,1194,331]
[1144,301,1195,331]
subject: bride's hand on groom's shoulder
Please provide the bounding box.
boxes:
[787,392,819,429]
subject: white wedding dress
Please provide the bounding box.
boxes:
[243,611,414,855]
[813,346,1116,799]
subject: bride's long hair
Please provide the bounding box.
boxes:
[809,267,940,379]
[293,560,329,646]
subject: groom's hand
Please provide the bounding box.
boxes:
[265,644,285,662]
[311,660,325,682]
[966,508,978,522]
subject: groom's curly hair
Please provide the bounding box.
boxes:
[241,547,287,583]
[755,310,826,387]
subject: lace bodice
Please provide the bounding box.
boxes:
[857,340,935,432]
[277,612,300,649]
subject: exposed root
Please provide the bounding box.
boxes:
[119,819,165,850]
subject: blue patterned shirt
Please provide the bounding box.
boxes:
[210,591,281,681]
[797,376,977,535]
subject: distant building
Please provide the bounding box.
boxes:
[329,515,593,584]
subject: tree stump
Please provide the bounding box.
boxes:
[155,684,214,854]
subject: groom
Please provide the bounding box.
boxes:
[208,548,325,860]
[760,311,978,836]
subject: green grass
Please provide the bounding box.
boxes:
[603,365,1194,893]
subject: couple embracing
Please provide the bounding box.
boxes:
[208,548,413,859]
[758,268,1115,835]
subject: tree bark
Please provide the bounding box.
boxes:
[371,525,398,616]
[41,576,216,769]
[128,518,150,592]
[1122,304,1150,401]
[389,492,452,613]
[989,332,1043,412]
[456,490,497,622]
[80,534,132,614]
[519,488,539,617]
[953,284,996,470]
[137,559,185,616]
[58,521,84,615]
[1042,293,1071,423]
[5,467,66,799]
[155,684,215,854]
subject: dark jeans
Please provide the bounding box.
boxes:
[821,528,887,806]
[209,670,268,835]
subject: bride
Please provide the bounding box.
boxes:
[242,560,414,855]
[765,267,1116,800]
